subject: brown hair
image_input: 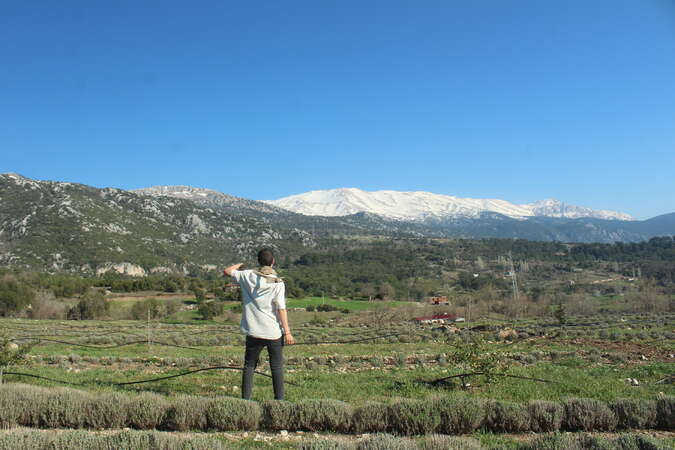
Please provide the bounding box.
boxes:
[257,248,274,266]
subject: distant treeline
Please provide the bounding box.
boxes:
[281,236,675,297]
[1,236,673,317]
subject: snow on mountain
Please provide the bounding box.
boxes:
[265,188,634,221]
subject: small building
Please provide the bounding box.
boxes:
[411,313,457,324]
[426,296,449,305]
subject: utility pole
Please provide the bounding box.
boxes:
[508,252,520,316]
[147,307,151,355]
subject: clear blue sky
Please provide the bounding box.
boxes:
[2,1,674,219]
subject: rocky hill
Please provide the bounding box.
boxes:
[0,174,319,274]
[1,174,673,274]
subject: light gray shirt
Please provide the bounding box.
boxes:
[231,269,286,339]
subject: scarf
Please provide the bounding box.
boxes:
[253,266,284,283]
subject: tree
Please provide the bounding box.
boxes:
[377,282,396,300]
[130,298,167,320]
[68,289,109,320]
[0,276,34,317]
[553,303,566,326]
[192,287,206,302]
[197,301,223,320]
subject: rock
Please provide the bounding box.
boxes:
[498,328,518,340]
[5,343,19,352]
[95,262,147,277]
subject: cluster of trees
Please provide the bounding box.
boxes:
[1,236,674,319]
[0,274,35,316]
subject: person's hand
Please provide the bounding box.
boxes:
[284,333,296,345]
[223,263,244,276]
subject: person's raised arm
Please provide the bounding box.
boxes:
[277,309,295,345]
[223,263,243,277]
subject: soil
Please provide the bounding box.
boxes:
[2,427,673,445]
[564,339,675,363]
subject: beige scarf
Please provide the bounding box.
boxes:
[253,266,284,283]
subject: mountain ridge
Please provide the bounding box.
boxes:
[265,187,633,221]
[1,173,673,273]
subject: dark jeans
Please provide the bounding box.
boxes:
[242,335,284,400]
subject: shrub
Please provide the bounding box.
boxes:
[206,397,260,431]
[0,429,229,450]
[306,305,315,312]
[299,440,353,450]
[1,383,49,427]
[261,400,296,431]
[563,398,617,431]
[394,353,407,367]
[85,391,130,429]
[127,391,170,430]
[421,434,482,450]
[610,399,658,430]
[484,400,531,433]
[317,304,338,312]
[433,396,486,434]
[164,395,211,431]
[197,301,224,320]
[356,433,417,450]
[130,298,174,320]
[0,276,35,316]
[524,432,613,450]
[613,433,670,450]
[68,289,109,320]
[656,396,674,430]
[0,383,43,427]
[528,400,564,432]
[28,290,67,319]
[352,402,389,433]
[41,387,89,428]
[294,399,353,433]
[386,399,440,435]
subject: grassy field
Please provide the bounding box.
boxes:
[1,297,674,448]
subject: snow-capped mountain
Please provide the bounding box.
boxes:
[265,188,634,221]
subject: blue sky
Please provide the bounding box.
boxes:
[1,1,674,219]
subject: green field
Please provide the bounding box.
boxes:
[1,300,674,449]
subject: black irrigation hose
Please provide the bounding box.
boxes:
[3,366,297,387]
[419,371,600,397]
[13,337,202,351]
[112,366,299,387]
[3,371,86,386]
[427,372,558,385]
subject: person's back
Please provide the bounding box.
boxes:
[223,248,295,400]
[232,269,285,339]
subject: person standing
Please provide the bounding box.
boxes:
[223,248,295,400]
